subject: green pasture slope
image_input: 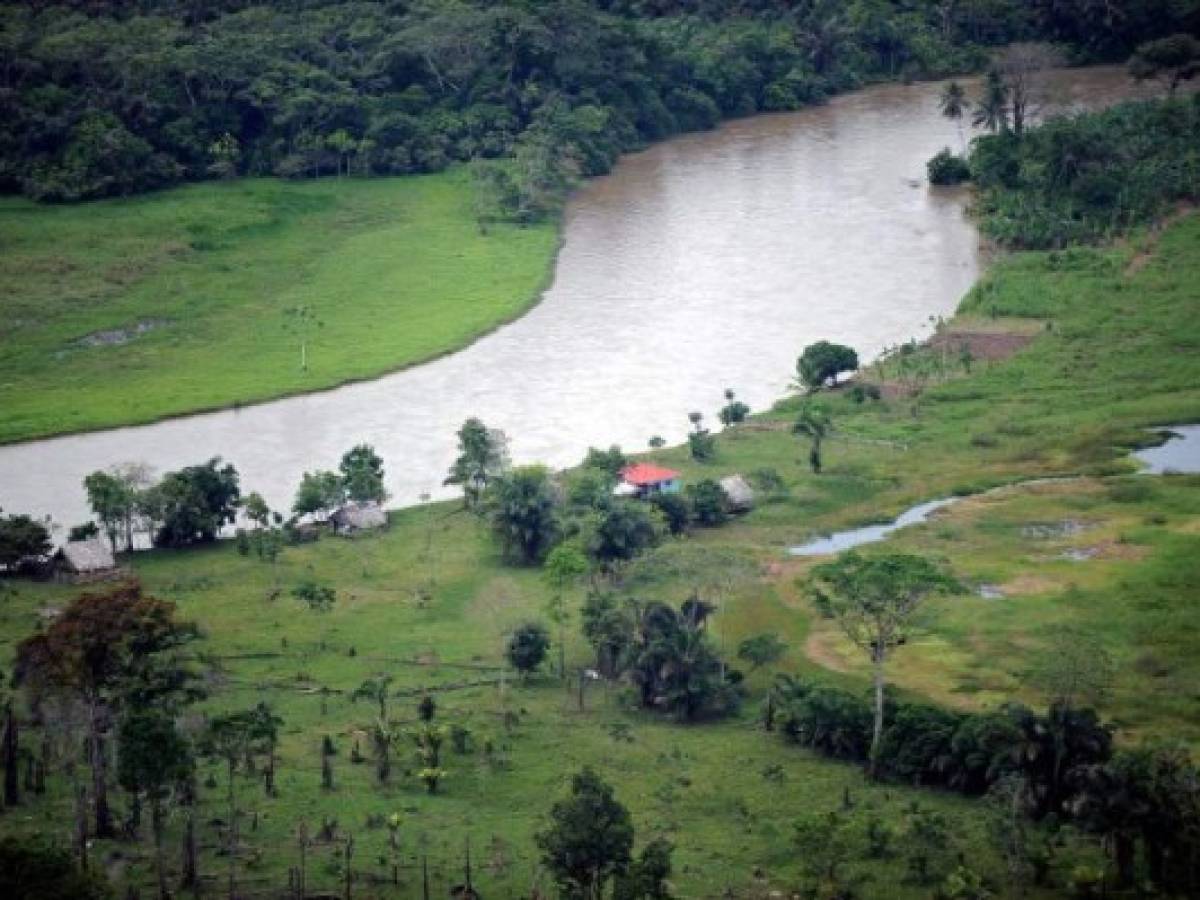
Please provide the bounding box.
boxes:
[1,218,1198,896]
[0,172,558,444]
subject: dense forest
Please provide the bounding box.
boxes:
[1,0,1197,206]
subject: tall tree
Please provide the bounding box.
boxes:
[994,42,1064,136]
[807,552,958,778]
[141,458,240,548]
[15,583,200,837]
[445,418,510,508]
[83,470,140,552]
[543,542,589,679]
[792,402,833,474]
[117,712,193,900]
[339,445,387,504]
[486,466,559,564]
[972,68,1010,133]
[293,470,347,520]
[1128,34,1200,96]
[939,80,970,151]
[537,767,635,900]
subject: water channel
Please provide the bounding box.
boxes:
[787,427,1200,557]
[0,67,1160,531]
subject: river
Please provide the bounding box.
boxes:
[0,66,1159,532]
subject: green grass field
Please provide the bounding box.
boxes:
[0,173,558,444]
[0,217,1198,897]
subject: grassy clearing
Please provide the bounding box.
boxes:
[0,173,558,444]
[0,518,1025,898]
[0,218,1197,896]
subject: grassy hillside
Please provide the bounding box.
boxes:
[0,215,1197,896]
[0,173,558,443]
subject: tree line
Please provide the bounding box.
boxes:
[2,0,1194,206]
[927,34,1200,247]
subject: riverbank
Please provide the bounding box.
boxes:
[0,172,559,444]
[1,210,1197,895]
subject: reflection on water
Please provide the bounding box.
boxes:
[0,67,1158,531]
[787,497,961,557]
[1134,426,1200,474]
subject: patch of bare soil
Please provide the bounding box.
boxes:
[75,319,168,348]
[998,574,1060,596]
[927,329,1036,362]
[1086,539,1151,562]
[804,630,852,674]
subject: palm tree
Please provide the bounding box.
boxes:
[939,81,970,151]
[654,627,720,722]
[972,70,1009,134]
[793,402,833,474]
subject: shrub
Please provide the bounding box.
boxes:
[650,492,691,535]
[687,480,728,527]
[927,148,972,185]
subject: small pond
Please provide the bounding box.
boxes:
[788,426,1200,557]
[1132,425,1200,475]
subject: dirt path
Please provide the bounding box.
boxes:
[1125,203,1194,277]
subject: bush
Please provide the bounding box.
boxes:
[927,148,972,185]
[687,480,728,527]
[650,492,692,535]
[507,622,551,676]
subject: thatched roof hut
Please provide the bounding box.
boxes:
[58,538,117,582]
[719,475,755,512]
[330,502,388,533]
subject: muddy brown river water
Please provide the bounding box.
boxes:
[0,67,1162,532]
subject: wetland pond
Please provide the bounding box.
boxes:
[788,427,1200,558]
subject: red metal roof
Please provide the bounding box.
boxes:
[620,463,681,486]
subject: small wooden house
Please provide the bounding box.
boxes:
[330,501,388,534]
[57,538,117,583]
[618,463,682,499]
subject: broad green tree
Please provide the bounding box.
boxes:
[293,470,346,520]
[1129,34,1200,96]
[584,500,660,574]
[737,634,787,672]
[0,512,51,569]
[339,445,387,504]
[83,469,139,551]
[536,768,635,900]
[445,418,510,508]
[15,584,199,837]
[486,466,559,564]
[807,552,957,778]
[797,341,859,391]
[140,458,240,548]
[507,622,551,679]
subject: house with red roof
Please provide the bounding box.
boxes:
[617,462,682,499]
